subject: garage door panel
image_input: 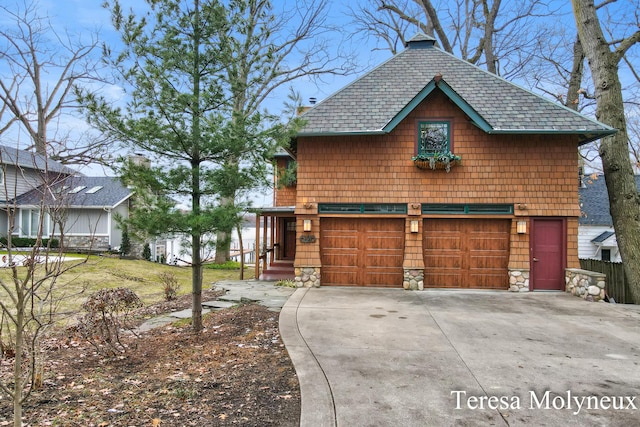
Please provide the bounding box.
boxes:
[424,270,463,288]
[321,218,404,287]
[366,269,403,286]
[322,234,358,248]
[322,268,358,286]
[323,253,358,264]
[424,237,462,250]
[424,254,462,269]
[366,236,404,249]
[424,219,509,289]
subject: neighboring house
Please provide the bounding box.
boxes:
[258,33,615,291]
[578,174,639,262]
[0,145,133,252]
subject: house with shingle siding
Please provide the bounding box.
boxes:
[258,34,615,290]
[0,145,133,251]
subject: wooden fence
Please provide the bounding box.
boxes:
[579,259,632,304]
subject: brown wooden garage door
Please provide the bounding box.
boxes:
[321,218,404,287]
[423,219,510,289]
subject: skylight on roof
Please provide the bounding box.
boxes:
[69,186,86,194]
[86,186,103,194]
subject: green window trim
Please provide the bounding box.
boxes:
[418,121,451,155]
[422,204,514,215]
[319,203,408,214]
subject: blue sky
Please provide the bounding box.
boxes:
[1,0,638,181]
[30,0,389,107]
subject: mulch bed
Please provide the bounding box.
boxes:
[0,290,301,426]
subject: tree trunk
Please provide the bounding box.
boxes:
[191,232,203,332]
[572,0,640,304]
[566,35,585,110]
[214,229,230,263]
[13,292,24,427]
[190,0,203,333]
[481,0,501,75]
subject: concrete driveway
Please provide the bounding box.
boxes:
[280,288,640,426]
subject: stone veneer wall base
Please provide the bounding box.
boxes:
[508,269,529,292]
[295,267,321,288]
[565,268,606,302]
[403,268,424,290]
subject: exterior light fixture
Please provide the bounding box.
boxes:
[303,219,312,232]
[410,220,419,233]
[517,221,527,234]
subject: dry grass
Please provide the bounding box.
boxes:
[0,254,254,328]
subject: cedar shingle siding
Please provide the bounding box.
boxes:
[267,34,614,289]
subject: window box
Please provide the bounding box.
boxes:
[412,152,461,172]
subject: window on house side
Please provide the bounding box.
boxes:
[20,209,50,238]
[418,121,450,155]
[601,249,611,262]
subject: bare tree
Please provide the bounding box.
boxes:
[0,1,107,168]
[572,0,640,303]
[213,0,358,263]
[349,0,550,78]
[0,149,87,426]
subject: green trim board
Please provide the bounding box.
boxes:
[319,203,408,214]
[383,79,492,134]
[422,203,514,215]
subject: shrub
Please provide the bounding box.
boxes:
[120,228,131,256]
[205,260,243,270]
[75,288,143,356]
[275,279,296,288]
[142,243,151,261]
[158,272,180,301]
[0,237,59,248]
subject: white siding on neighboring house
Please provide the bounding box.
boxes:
[110,203,129,248]
[578,225,621,262]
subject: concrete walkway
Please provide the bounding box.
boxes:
[280,287,640,426]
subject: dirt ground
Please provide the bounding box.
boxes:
[0,289,301,426]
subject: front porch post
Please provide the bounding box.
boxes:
[255,213,261,279]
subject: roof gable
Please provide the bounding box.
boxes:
[298,33,615,144]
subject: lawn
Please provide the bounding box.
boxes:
[0,254,254,328]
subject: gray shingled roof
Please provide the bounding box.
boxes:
[298,33,615,143]
[579,175,640,225]
[15,176,132,208]
[591,231,615,243]
[0,145,77,175]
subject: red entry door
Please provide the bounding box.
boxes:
[531,219,565,291]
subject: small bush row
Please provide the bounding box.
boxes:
[0,237,60,248]
[205,260,244,270]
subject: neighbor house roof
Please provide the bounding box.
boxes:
[298,33,615,144]
[0,144,77,175]
[15,176,132,209]
[579,174,640,225]
[591,231,615,244]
